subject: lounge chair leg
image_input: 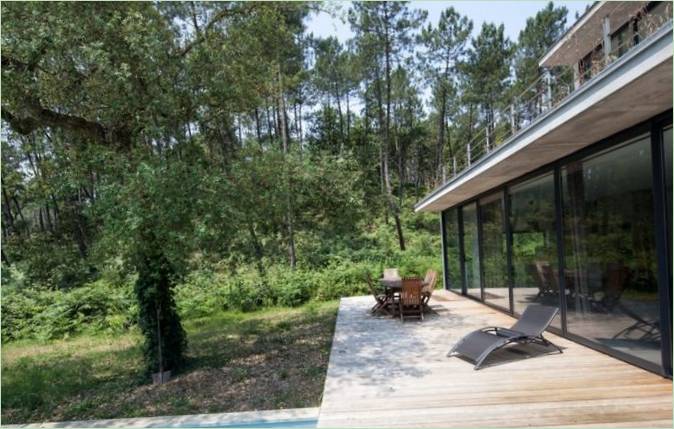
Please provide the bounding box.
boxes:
[539,335,563,354]
[447,340,462,357]
[474,356,487,370]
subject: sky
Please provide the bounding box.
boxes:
[306,1,592,43]
[304,1,592,112]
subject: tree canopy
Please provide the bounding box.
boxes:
[1,1,572,375]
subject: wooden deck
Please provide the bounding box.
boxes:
[317,291,672,428]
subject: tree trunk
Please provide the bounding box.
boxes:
[298,102,303,148]
[2,185,16,235]
[436,88,447,185]
[247,222,265,275]
[254,108,262,142]
[346,90,351,141]
[265,101,274,144]
[383,5,405,251]
[277,65,296,269]
[374,74,388,225]
[335,84,344,151]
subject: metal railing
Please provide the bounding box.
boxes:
[445,6,672,180]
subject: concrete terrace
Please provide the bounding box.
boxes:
[317,291,673,428]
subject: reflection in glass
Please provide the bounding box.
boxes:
[462,202,481,299]
[480,192,509,310]
[443,208,462,292]
[562,135,661,365]
[663,127,672,264]
[509,173,561,327]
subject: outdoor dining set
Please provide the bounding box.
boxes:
[367,268,438,321]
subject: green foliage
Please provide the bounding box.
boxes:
[134,253,186,374]
[2,301,338,424]
[1,279,136,342]
[172,209,440,317]
[0,2,572,383]
[3,234,93,290]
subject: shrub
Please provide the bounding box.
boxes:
[269,269,315,307]
[134,252,187,374]
[1,279,136,342]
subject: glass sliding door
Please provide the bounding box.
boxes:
[663,126,672,264]
[660,125,672,375]
[462,202,481,299]
[508,172,561,327]
[479,192,509,310]
[562,134,662,366]
[443,208,462,292]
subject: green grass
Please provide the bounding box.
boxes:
[1,301,339,424]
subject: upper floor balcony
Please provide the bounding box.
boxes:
[416,1,672,213]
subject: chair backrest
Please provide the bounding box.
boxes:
[604,263,630,305]
[534,261,553,289]
[365,273,378,297]
[422,270,438,294]
[510,305,559,337]
[527,263,544,289]
[401,278,423,306]
[384,268,400,280]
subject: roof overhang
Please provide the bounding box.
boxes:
[416,21,672,213]
[539,1,649,67]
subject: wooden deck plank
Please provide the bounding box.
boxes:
[317,292,672,428]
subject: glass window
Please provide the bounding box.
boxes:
[610,22,633,59]
[663,126,672,260]
[443,208,462,292]
[509,173,561,327]
[479,192,509,310]
[462,202,481,299]
[562,134,661,366]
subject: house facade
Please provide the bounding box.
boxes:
[415,1,673,377]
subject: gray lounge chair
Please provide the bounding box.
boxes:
[447,305,562,370]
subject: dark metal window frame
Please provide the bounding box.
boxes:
[478,191,511,313]
[440,109,673,377]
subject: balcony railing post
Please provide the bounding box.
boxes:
[572,62,581,89]
[510,102,516,134]
[485,126,490,151]
[545,70,552,111]
[602,16,612,65]
[467,143,471,167]
[452,156,457,176]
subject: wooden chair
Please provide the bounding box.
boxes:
[399,277,424,321]
[383,268,400,280]
[366,274,388,315]
[421,270,438,308]
[530,261,557,299]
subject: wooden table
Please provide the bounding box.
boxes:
[378,278,426,316]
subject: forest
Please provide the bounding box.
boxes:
[1,1,573,376]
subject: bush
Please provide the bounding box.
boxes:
[1,278,136,342]
[2,205,444,343]
[3,234,95,290]
[269,268,315,307]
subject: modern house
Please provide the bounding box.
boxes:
[415,1,673,377]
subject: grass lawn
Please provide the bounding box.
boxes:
[1,301,339,424]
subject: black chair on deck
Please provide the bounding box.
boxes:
[447,305,562,370]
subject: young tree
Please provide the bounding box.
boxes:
[419,7,472,184]
[513,2,569,121]
[463,23,514,143]
[349,1,426,251]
